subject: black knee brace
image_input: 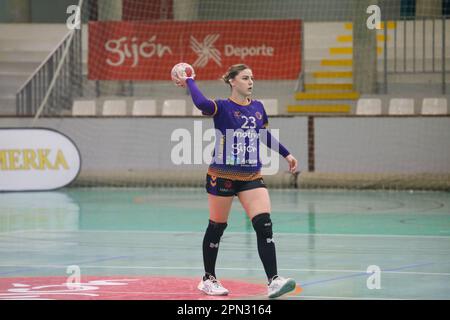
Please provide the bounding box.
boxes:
[252,213,277,280]
[252,213,273,243]
[205,220,228,245]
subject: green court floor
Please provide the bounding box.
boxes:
[0,188,449,299]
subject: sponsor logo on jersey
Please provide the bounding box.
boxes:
[255,112,263,120]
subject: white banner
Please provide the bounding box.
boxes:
[0,128,81,191]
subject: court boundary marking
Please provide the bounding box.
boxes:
[1,229,450,239]
[0,264,448,276]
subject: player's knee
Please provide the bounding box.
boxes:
[207,219,228,238]
[251,213,273,239]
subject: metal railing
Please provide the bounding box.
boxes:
[383,15,448,94]
[16,27,83,116]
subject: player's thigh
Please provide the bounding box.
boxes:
[208,194,234,223]
[237,187,271,220]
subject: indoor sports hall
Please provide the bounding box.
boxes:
[0,0,449,300]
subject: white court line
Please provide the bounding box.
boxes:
[0,264,449,276]
[1,229,450,239]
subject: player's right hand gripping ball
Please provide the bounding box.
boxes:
[171,62,195,87]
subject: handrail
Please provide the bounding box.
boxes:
[16,27,83,116]
[16,0,84,117]
[383,15,448,94]
[16,30,73,94]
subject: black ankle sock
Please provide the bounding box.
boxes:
[268,275,279,285]
[202,220,227,279]
[203,272,214,281]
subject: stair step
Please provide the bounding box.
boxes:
[321,59,352,67]
[0,96,17,115]
[313,71,353,79]
[330,47,353,55]
[0,51,49,63]
[304,75,355,84]
[344,21,396,30]
[337,35,389,42]
[0,86,21,95]
[295,91,359,100]
[0,62,40,73]
[330,47,383,55]
[287,104,351,113]
[304,83,354,91]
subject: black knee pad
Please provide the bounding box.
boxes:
[252,213,273,240]
[207,220,228,239]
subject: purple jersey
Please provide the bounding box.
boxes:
[187,79,290,181]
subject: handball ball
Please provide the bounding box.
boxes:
[171,62,195,86]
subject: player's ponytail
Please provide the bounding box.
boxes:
[222,64,250,87]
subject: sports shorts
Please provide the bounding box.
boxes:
[205,174,267,197]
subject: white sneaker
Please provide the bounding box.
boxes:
[197,275,229,296]
[268,276,296,299]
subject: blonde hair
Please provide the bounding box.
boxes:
[222,64,250,87]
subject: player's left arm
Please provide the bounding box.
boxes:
[260,108,298,173]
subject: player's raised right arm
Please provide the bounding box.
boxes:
[172,63,217,116]
[186,79,217,116]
